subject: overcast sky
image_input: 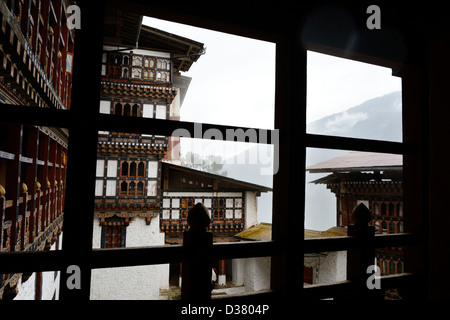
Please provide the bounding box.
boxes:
[143,16,276,130]
[143,16,401,158]
[142,17,402,227]
[143,16,401,125]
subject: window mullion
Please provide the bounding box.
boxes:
[270,33,307,298]
[305,133,413,155]
[58,1,106,301]
[97,113,276,145]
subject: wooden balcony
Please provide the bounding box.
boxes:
[0,182,64,298]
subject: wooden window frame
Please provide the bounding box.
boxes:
[0,1,427,303]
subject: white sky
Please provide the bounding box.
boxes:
[143,16,401,127]
[307,52,402,123]
[143,17,276,130]
[142,17,403,227]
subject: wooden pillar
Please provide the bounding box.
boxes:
[35,271,42,300]
[427,34,450,299]
[271,30,306,301]
[19,185,28,251]
[218,259,226,285]
[25,127,38,243]
[179,263,182,287]
[38,132,49,232]
[35,184,41,235]
[0,185,5,251]
[181,203,213,301]
[59,1,105,300]
[346,203,382,300]
[5,124,22,252]
[48,139,56,223]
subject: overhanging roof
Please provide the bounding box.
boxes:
[162,161,272,192]
[306,152,403,173]
[103,9,204,73]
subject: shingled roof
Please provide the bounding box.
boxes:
[306,152,403,173]
[103,9,204,73]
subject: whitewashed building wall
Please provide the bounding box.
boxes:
[232,257,271,292]
[14,234,63,300]
[304,251,347,285]
[90,215,168,300]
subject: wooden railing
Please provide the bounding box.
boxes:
[0,195,418,301]
[179,202,417,301]
[0,182,64,254]
[1,181,64,299]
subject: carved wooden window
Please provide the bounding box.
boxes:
[181,198,194,219]
[389,203,395,217]
[120,181,127,196]
[381,203,387,216]
[119,180,144,197]
[103,226,124,248]
[132,104,139,117]
[212,198,225,220]
[128,181,135,195]
[101,218,126,248]
[121,162,128,176]
[138,162,145,177]
[132,56,142,67]
[121,161,146,177]
[123,103,131,116]
[374,202,380,215]
[137,181,144,196]
[132,68,141,79]
[129,162,137,177]
[397,203,403,217]
[389,222,396,233]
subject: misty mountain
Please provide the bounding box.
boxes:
[218,91,403,227]
[305,91,402,230]
[307,91,402,144]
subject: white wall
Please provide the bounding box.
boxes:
[13,273,36,300]
[304,251,347,285]
[90,215,169,300]
[90,264,168,300]
[243,257,271,292]
[245,191,258,229]
[14,233,63,300]
[232,257,271,293]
